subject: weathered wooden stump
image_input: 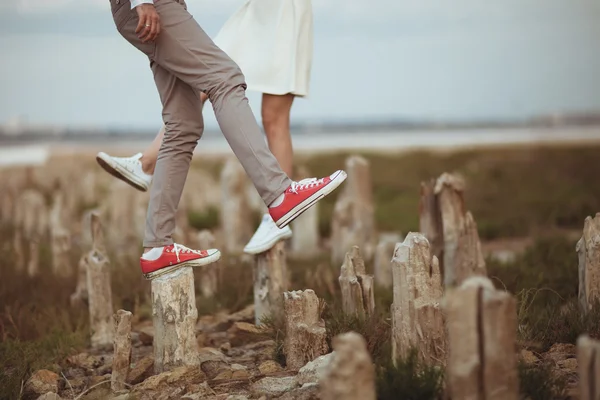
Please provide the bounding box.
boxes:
[15,189,48,276]
[86,212,114,348]
[283,290,328,370]
[290,166,320,258]
[577,334,600,400]
[151,267,200,373]
[111,309,133,392]
[220,158,253,255]
[339,246,375,318]
[254,241,288,326]
[320,332,376,400]
[50,188,72,278]
[331,155,376,265]
[419,173,486,288]
[391,233,445,364]
[373,232,403,289]
[196,230,219,298]
[577,213,600,316]
[445,276,518,400]
[70,212,94,307]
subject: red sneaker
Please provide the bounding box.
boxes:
[269,170,347,229]
[140,243,221,280]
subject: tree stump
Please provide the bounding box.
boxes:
[70,212,94,307]
[391,233,445,364]
[419,173,486,288]
[291,165,320,258]
[445,276,518,400]
[577,334,600,400]
[196,230,219,298]
[220,158,253,255]
[577,214,600,316]
[86,212,114,348]
[330,156,376,265]
[15,189,48,276]
[111,309,133,392]
[151,267,200,373]
[373,232,403,289]
[283,290,328,370]
[254,241,288,325]
[339,246,375,318]
[50,188,72,278]
[321,332,376,400]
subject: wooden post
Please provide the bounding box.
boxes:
[151,267,200,373]
[419,173,486,288]
[373,232,402,289]
[321,332,376,400]
[445,276,518,400]
[18,189,48,277]
[391,233,445,364]
[70,212,94,307]
[339,246,375,318]
[86,212,114,348]
[283,290,328,370]
[577,214,600,316]
[50,185,72,277]
[330,156,376,265]
[220,158,252,255]
[111,309,133,392]
[196,230,219,298]
[254,241,288,325]
[290,165,320,258]
[577,334,600,400]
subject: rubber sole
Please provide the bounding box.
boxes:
[96,152,150,192]
[143,250,221,280]
[243,228,293,255]
[274,171,347,229]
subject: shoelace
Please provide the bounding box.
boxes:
[290,177,324,193]
[166,243,201,262]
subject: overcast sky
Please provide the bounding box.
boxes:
[1,0,600,130]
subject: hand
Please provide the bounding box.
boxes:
[135,4,161,43]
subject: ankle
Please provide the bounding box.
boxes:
[140,156,155,175]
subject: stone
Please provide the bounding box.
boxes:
[558,358,578,372]
[391,233,446,364]
[227,321,266,347]
[36,394,62,400]
[250,376,298,397]
[151,267,200,373]
[231,364,250,379]
[283,290,329,370]
[128,356,155,384]
[258,360,283,375]
[320,332,376,400]
[519,349,538,365]
[296,352,335,386]
[201,360,231,380]
[181,382,216,399]
[134,365,206,393]
[24,370,59,398]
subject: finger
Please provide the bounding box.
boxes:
[135,13,147,34]
[140,21,152,41]
[150,16,160,41]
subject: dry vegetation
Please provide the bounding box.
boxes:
[2,144,600,399]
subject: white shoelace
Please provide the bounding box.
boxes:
[290,177,324,193]
[166,243,201,262]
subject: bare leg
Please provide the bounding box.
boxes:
[141,93,209,175]
[261,93,295,177]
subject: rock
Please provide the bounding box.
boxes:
[66,353,102,370]
[296,352,335,386]
[520,349,538,365]
[89,374,112,386]
[181,382,216,398]
[251,376,298,397]
[134,365,206,394]
[220,342,232,354]
[279,383,320,400]
[258,360,283,375]
[36,394,62,400]
[201,360,231,380]
[198,347,229,364]
[226,396,250,400]
[558,358,578,372]
[231,364,250,379]
[65,377,86,392]
[138,327,154,346]
[128,356,155,384]
[227,321,266,347]
[546,343,577,362]
[24,370,59,398]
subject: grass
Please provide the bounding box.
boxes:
[518,360,568,400]
[301,145,600,240]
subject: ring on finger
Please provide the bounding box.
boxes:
[145,23,151,27]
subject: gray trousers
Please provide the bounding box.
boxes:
[110,0,291,247]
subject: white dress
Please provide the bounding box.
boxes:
[213,0,314,97]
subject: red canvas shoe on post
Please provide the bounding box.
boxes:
[269,170,347,229]
[140,243,221,280]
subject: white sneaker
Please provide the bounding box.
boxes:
[244,214,293,254]
[96,152,153,192]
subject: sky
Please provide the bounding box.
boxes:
[1,0,600,130]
